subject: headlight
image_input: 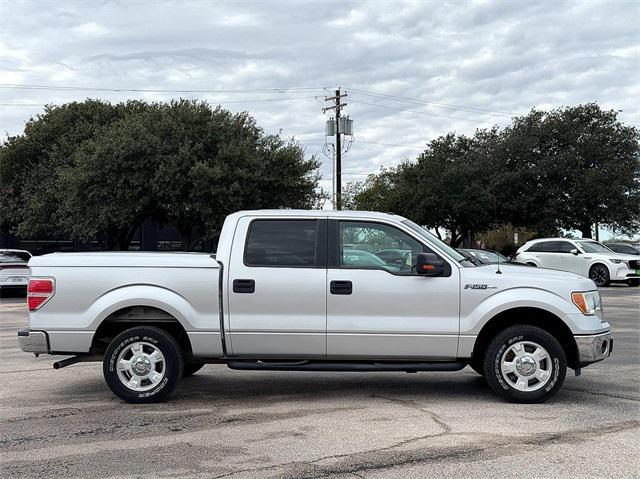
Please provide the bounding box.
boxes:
[609,259,624,264]
[572,291,602,315]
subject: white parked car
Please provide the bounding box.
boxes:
[515,238,640,287]
[0,250,32,292]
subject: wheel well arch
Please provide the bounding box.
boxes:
[471,307,578,368]
[90,305,192,356]
[588,262,609,273]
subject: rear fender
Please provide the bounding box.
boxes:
[88,284,197,331]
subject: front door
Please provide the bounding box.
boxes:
[227,216,327,357]
[326,220,460,359]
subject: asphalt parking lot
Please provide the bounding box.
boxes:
[0,287,638,479]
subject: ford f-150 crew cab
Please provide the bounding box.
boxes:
[18,210,612,404]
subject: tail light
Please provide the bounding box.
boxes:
[28,278,55,311]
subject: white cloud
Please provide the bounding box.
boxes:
[0,0,637,187]
[73,22,108,36]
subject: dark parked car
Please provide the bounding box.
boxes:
[458,248,529,266]
[605,243,640,255]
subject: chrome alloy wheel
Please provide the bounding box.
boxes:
[500,341,552,392]
[116,341,166,392]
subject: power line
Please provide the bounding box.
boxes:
[299,138,425,149]
[0,83,326,94]
[0,96,318,107]
[349,99,493,123]
[0,103,47,106]
[346,87,517,117]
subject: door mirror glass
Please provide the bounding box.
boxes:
[416,253,446,276]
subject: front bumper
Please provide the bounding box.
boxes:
[575,331,612,364]
[18,329,49,354]
[611,264,639,281]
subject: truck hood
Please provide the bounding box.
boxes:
[460,263,595,292]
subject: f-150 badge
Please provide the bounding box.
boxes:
[464,284,497,289]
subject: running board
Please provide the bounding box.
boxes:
[227,360,466,372]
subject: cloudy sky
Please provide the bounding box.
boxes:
[1,0,639,202]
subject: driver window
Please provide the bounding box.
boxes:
[339,221,428,273]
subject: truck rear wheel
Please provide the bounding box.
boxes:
[103,326,184,404]
[483,325,566,403]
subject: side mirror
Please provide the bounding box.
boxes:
[416,253,446,276]
[570,249,580,255]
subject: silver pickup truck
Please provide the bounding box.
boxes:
[18,210,612,404]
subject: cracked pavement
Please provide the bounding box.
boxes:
[1,287,638,478]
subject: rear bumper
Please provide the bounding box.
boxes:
[574,331,612,364]
[18,329,49,354]
[0,275,29,287]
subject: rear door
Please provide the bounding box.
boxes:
[326,219,460,359]
[227,216,327,357]
[541,240,578,273]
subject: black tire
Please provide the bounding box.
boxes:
[526,262,537,267]
[183,360,205,377]
[627,278,640,287]
[589,263,610,287]
[483,325,566,403]
[103,326,184,404]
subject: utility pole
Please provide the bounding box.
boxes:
[323,88,347,210]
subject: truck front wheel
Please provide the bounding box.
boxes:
[103,326,184,404]
[483,325,566,403]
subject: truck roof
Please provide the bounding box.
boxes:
[231,209,406,220]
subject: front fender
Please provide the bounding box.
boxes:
[461,287,573,336]
[457,287,610,358]
[462,286,609,336]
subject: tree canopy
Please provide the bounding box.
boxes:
[1,99,322,250]
[348,104,639,246]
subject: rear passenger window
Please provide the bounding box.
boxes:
[526,242,547,252]
[553,241,574,253]
[245,220,319,267]
[545,241,574,253]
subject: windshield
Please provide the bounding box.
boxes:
[579,241,614,254]
[401,220,467,262]
[0,254,27,264]
[0,251,30,261]
[460,249,507,264]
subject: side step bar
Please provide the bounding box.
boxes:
[227,360,466,372]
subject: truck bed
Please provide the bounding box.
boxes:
[28,252,223,357]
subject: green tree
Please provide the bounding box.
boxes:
[1,100,133,239]
[1,99,322,250]
[352,131,502,247]
[352,104,639,244]
[56,103,167,249]
[500,104,640,238]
